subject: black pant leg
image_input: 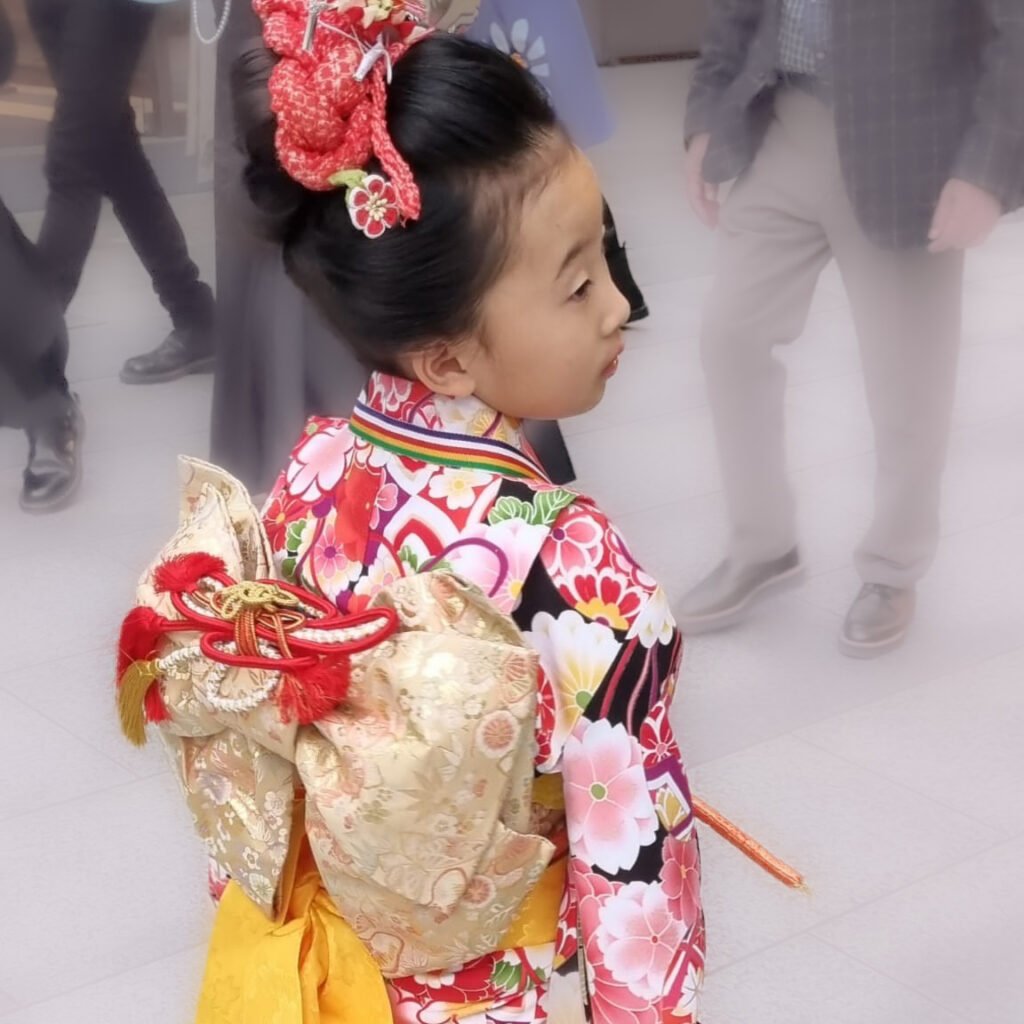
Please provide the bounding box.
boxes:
[27,0,212,327]
[106,104,215,332]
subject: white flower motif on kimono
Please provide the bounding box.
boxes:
[353,547,403,603]
[595,881,687,1002]
[682,964,704,1017]
[564,719,658,874]
[286,424,354,501]
[374,373,414,413]
[490,18,550,77]
[527,610,618,759]
[626,586,677,648]
[428,466,493,510]
[412,969,457,989]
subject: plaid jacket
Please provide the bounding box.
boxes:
[685,0,1024,249]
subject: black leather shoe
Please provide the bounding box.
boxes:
[603,200,649,324]
[21,395,84,513]
[120,329,215,385]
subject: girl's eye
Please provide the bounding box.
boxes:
[571,279,593,301]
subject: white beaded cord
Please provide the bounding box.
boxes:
[156,642,281,715]
[191,0,232,46]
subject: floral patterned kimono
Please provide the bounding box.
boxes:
[257,372,705,1023]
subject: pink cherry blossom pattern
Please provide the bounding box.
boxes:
[595,881,688,1002]
[347,173,401,239]
[444,518,548,614]
[659,834,702,927]
[572,861,656,1024]
[563,719,659,874]
[311,518,362,598]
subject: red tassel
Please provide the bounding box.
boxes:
[276,657,351,725]
[153,553,227,595]
[144,684,171,725]
[117,606,172,681]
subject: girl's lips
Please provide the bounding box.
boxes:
[602,346,624,379]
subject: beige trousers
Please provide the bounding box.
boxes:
[702,89,964,589]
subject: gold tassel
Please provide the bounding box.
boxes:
[117,660,160,747]
[694,797,806,890]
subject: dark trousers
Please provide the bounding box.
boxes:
[26,0,213,329]
[0,199,70,431]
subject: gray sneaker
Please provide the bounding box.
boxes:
[839,584,916,659]
[678,549,804,634]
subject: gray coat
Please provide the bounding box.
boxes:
[685,0,1024,248]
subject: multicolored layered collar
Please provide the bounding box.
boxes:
[349,373,550,483]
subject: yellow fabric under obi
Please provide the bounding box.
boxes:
[197,824,391,1024]
[197,800,567,1024]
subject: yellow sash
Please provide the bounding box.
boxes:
[196,789,567,1024]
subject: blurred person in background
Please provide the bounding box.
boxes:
[680,0,1024,657]
[0,0,81,512]
[25,0,216,385]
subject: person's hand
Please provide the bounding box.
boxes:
[427,0,482,34]
[686,133,719,229]
[928,179,1002,253]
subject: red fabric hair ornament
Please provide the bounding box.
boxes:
[253,0,428,234]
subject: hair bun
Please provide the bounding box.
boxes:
[254,0,410,193]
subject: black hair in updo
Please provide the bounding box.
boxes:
[232,33,568,371]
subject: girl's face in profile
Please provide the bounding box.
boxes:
[460,147,630,422]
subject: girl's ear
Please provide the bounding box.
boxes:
[405,337,482,398]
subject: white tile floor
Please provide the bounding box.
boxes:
[2,60,1023,1023]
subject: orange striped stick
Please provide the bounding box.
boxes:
[694,797,806,890]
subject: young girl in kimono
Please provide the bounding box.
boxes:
[131,2,704,1021]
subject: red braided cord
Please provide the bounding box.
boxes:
[252,0,423,220]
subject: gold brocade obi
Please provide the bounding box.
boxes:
[126,457,558,978]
